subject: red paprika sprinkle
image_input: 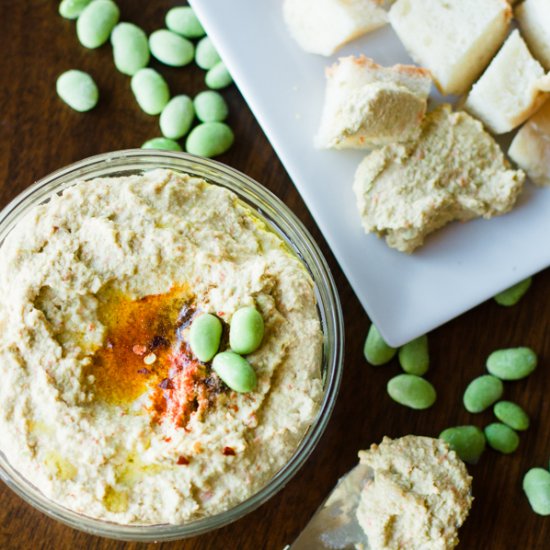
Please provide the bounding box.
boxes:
[177,455,190,465]
[223,446,236,456]
[132,344,147,356]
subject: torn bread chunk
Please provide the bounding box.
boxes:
[465,30,550,134]
[516,0,550,70]
[315,56,432,149]
[353,105,525,253]
[389,0,511,95]
[282,0,388,57]
[509,100,550,186]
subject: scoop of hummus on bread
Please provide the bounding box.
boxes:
[353,104,525,252]
[316,56,431,149]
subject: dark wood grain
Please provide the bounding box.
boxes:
[0,1,548,549]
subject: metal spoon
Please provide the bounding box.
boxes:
[287,463,373,549]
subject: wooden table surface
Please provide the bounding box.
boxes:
[1,1,549,549]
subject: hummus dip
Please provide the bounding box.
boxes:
[353,104,525,253]
[0,169,323,524]
[356,436,472,550]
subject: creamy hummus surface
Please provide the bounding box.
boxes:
[356,436,473,550]
[0,169,323,524]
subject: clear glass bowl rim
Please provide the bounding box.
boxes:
[0,150,344,541]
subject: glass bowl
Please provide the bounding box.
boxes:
[0,150,344,541]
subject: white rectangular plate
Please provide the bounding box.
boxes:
[190,0,550,346]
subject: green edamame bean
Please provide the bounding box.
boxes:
[141,137,182,151]
[494,401,530,431]
[194,91,228,123]
[56,70,99,112]
[523,468,550,515]
[484,422,520,454]
[160,95,195,140]
[463,375,503,413]
[111,22,149,76]
[486,347,538,380]
[386,374,436,410]
[149,30,194,68]
[229,307,264,355]
[185,122,234,158]
[494,277,532,306]
[212,351,257,393]
[131,68,170,115]
[398,334,429,376]
[165,6,206,38]
[59,0,92,19]
[205,61,233,90]
[439,426,486,464]
[363,324,396,366]
[189,313,222,362]
[76,0,120,49]
[195,36,221,70]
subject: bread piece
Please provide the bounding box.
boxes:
[389,0,511,95]
[465,30,550,134]
[353,105,525,253]
[283,0,388,56]
[315,55,432,149]
[516,0,550,70]
[509,100,550,186]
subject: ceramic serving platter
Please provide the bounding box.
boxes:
[189,0,550,346]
